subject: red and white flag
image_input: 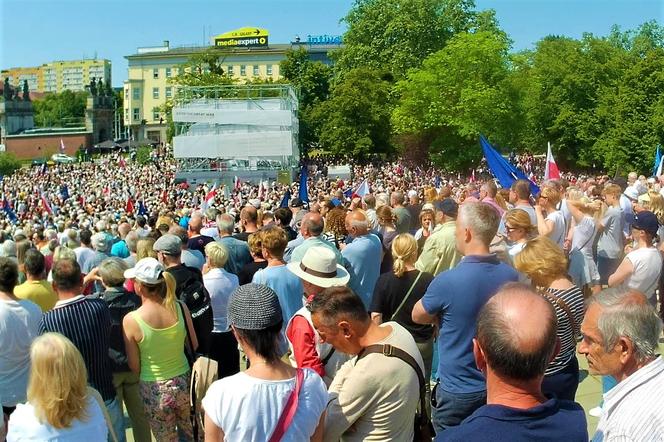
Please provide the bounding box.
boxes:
[545,142,561,180]
[118,157,126,168]
[126,196,135,214]
[352,179,370,198]
[60,139,66,153]
[200,183,217,211]
[234,176,241,190]
[40,192,53,215]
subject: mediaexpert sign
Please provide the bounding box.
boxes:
[213,27,269,48]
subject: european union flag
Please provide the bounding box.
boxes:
[138,200,148,216]
[480,135,540,195]
[299,165,309,204]
[280,189,291,208]
[60,184,70,201]
[2,198,18,224]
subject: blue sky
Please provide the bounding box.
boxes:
[1,0,662,86]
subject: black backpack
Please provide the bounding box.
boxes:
[174,267,213,356]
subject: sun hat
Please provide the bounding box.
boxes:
[287,246,350,288]
[227,283,283,330]
[124,257,164,285]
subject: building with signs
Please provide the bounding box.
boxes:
[123,27,342,144]
[2,59,111,94]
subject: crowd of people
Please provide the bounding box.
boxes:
[1,148,663,441]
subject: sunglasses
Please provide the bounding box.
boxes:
[505,225,520,233]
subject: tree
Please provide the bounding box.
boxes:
[392,31,518,170]
[280,48,333,153]
[335,0,478,78]
[33,90,87,127]
[0,152,21,176]
[314,68,394,157]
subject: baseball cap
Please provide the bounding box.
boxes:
[124,257,165,285]
[632,211,659,237]
[291,197,303,208]
[433,198,458,217]
[153,233,182,255]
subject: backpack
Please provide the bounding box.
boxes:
[174,267,213,355]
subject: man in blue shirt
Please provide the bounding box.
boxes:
[438,283,587,441]
[216,213,252,276]
[341,210,382,309]
[413,202,519,433]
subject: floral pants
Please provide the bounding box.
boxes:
[139,371,193,442]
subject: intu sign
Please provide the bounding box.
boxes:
[307,34,342,45]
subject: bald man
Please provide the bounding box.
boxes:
[110,222,131,258]
[234,205,258,242]
[290,212,342,264]
[341,210,382,309]
[187,214,214,257]
[440,283,587,441]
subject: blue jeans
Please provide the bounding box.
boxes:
[432,384,486,434]
[104,397,126,442]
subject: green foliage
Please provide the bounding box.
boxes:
[0,152,22,176]
[335,0,478,78]
[174,48,236,88]
[392,31,518,170]
[280,49,334,152]
[135,146,152,165]
[314,68,394,157]
[33,90,87,128]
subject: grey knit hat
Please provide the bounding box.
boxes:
[228,284,283,330]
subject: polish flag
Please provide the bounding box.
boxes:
[60,139,66,153]
[234,176,241,190]
[545,142,561,180]
[201,183,217,210]
[352,179,370,198]
[41,192,53,215]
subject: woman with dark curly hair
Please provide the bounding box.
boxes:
[322,207,348,250]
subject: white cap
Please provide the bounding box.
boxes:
[124,257,164,285]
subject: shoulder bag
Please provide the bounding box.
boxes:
[540,289,579,339]
[390,271,423,322]
[268,368,304,442]
[357,344,433,441]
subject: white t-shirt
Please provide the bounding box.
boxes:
[624,247,663,299]
[202,368,327,441]
[0,299,41,407]
[546,210,567,248]
[203,268,239,332]
[6,395,107,441]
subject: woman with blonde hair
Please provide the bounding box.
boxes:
[414,209,435,253]
[503,208,535,260]
[370,233,435,408]
[123,257,197,441]
[376,205,398,273]
[535,186,566,248]
[514,236,585,401]
[566,190,601,294]
[7,333,108,440]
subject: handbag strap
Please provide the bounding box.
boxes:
[390,271,423,322]
[178,301,195,354]
[268,368,304,442]
[540,289,578,337]
[88,387,119,442]
[357,344,430,429]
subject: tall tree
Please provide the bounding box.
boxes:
[335,0,478,78]
[33,90,87,128]
[314,68,394,157]
[392,31,518,170]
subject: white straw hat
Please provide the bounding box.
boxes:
[287,246,350,288]
[124,257,164,285]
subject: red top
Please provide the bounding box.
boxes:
[286,315,325,378]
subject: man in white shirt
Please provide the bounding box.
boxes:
[578,288,664,440]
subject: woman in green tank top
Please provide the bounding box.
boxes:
[122,257,198,441]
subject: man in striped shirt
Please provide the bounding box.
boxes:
[39,258,126,442]
[579,288,664,441]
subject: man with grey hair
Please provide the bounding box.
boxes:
[442,283,587,441]
[122,231,138,268]
[362,194,379,231]
[413,202,519,433]
[341,210,382,309]
[391,190,411,233]
[216,213,252,276]
[170,225,204,270]
[578,288,664,440]
[289,212,342,264]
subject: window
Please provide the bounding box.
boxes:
[153,68,159,79]
[267,65,273,76]
[227,65,234,76]
[124,88,128,100]
[240,65,246,76]
[153,87,159,99]
[153,111,160,121]
[165,67,172,78]
[133,108,140,121]
[165,87,172,98]
[132,87,140,100]
[253,65,260,76]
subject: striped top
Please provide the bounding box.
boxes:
[39,295,115,401]
[542,286,585,376]
[592,356,664,441]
